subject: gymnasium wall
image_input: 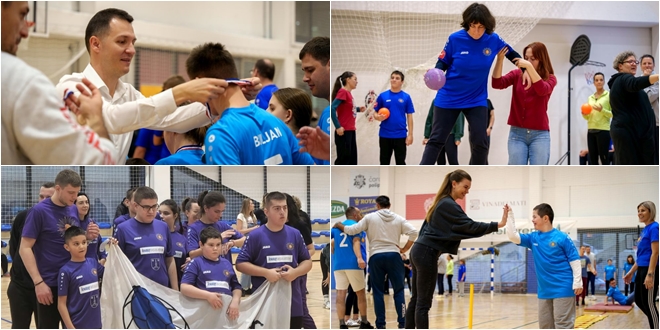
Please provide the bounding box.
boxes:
[331,166,658,248]
[153,166,330,220]
[18,1,323,89]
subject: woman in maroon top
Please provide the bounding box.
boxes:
[331,71,366,165]
[492,42,557,165]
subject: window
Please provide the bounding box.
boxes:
[295,1,330,43]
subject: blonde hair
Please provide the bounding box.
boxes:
[638,201,657,222]
[424,170,472,222]
[240,198,254,218]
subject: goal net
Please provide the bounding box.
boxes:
[331,1,570,164]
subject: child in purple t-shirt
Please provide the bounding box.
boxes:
[235,191,312,329]
[57,226,115,329]
[181,227,242,320]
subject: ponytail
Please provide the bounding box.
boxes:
[424,169,472,222]
[331,71,355,101]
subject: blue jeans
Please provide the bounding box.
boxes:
[508,126,550,165]
[369,252,406,328]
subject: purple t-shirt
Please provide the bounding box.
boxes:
[186,220,243,263]
[115,218,173,287]
[58,258,104,329]
[181,256,241,295]
[22,198,80,287]
[80,218,106,261]
[170,231,187,284]
[235,225,310,317]
[113,214,131,237]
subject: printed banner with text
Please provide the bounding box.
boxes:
[349,196,379,216]
[349,168,380,196]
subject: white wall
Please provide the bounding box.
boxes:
[18,1,317,87]
[332,166,658,227]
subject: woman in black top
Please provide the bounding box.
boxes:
[404,170,506,329]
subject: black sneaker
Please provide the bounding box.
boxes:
[581,299,585,306]
[359,321,374,329]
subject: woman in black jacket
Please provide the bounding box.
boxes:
[404,169,507,329]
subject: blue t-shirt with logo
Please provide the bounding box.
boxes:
[435,30,512,109]
[519,228,580,299]
[313,106,331,165]
[255,84,279,110]
[604,265,616,281]
[204,104,314,165]
[331,220,366,271]
[375,90,415,139]
[457,264,466,282]
[155,147,205,165]
[637,221,659,266]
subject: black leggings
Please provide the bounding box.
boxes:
[345,285,359,316]
[446,274,453,294]
[335,130,358,165]
[624,282,636,296]
[587,130,611,165]
[635,265,659,329]
[320,251,329,296]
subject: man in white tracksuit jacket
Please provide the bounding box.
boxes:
[334,195,418,329]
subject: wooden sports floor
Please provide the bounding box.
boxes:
[0,261,330,329]
[329,288,651,329]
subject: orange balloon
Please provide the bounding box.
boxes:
[581,103,592,115]
[378,108,390,120]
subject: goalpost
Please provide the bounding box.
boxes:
[331,1,570,164]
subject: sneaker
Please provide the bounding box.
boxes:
[340,325,349,329]
[582,299,586,306]
[346,320,359,327]
[323,300,330,309]
[576,300,579,306]
[359,321,375,329]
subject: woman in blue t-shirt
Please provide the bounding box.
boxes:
[624,201,658,329]
[420,3,527,165]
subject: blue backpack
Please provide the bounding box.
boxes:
[123,285,189,329]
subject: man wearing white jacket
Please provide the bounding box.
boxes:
[1,1,114,165]
[56,8,260,163]
[505,203,583,329]
[334,195,418,329]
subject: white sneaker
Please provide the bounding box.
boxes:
[324,300,330,309]
[346,319,359,327]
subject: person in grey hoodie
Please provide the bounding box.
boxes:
[334,195,418,329]
[404,169,506,329]
[607,51,659,164]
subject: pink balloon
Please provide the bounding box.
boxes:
[424,68,446,90]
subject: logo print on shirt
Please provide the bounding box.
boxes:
[156,234,164,241]
[483,48,492,56]
[460,51,469,55]
[176,242,183,247]
[92,268,97,276]
[550,242,557,247]
[287,243,294,250]
[399,98,404,103]
[439,50,446,59]
[151,258,160,271]
[57,216,79,237]
[90,294,99,308]
[208,134,216,143]
[224,270,230,277]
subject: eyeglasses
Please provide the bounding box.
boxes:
[622,60,639,65]
[138,203,159,212]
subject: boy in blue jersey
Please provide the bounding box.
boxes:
[374,71,415,165]
[605,278,635,306]
[331,207,373,329]
[181,227,242,320]
[186,43,314,165]
[506,203,582,329]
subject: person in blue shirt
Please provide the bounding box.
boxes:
[331,206,372,329]
[457,259,467,297]
[506,203,582,329]
[623,254,636,296]
[155,126,207,165]
[186,43,314,165]
[420,3,528,165]
[133,128,165,164]
[604,259,617,290]
[251,59,278,110]
[313,105,331,165]
[605,278,635,306]
[373,71,415,165]
[623,201,658,329]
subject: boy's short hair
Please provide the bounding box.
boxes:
[391,70,405,82]
[200,227,222,245]
[376,195,391,208]
[265,191,287,208]
[533,203,554,223]
[607,259,612,262]
[186,43,238,81]
[64,226,87,243]
[133,186,158,205]
[609,277,615,282]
